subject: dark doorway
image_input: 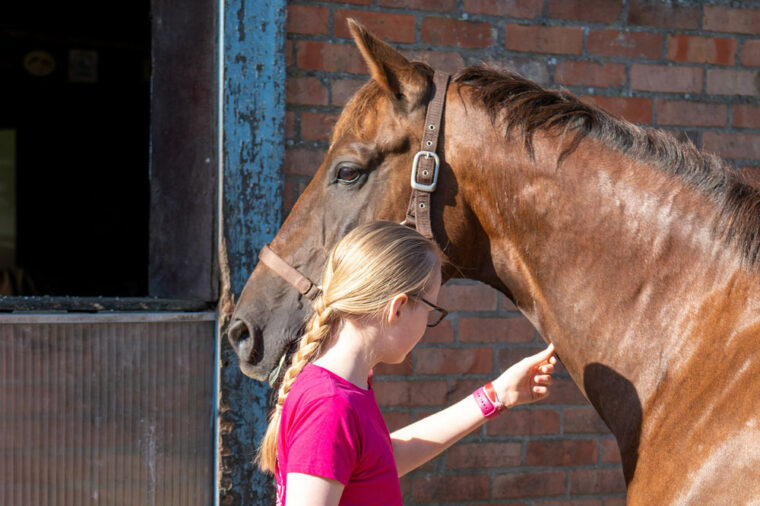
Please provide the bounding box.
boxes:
[1,1,151,296]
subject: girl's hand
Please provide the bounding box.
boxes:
[491,343,556,409]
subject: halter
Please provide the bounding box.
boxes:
[258,70,451,303]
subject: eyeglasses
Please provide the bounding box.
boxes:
[410,295,449,327]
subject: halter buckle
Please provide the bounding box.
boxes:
[410,150,440,192]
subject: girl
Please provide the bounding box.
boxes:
[257,221,556,505]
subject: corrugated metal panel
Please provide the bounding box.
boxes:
[0,313,216,505]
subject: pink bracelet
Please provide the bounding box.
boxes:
[472,386,501,419]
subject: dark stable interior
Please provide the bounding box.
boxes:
[1,1,150,296]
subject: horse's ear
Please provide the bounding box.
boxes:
[348,19,428,106]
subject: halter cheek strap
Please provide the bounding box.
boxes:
[402,70,451,240]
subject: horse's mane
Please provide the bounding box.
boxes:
[454,66,760,269]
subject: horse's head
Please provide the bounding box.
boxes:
[228,21,488,382]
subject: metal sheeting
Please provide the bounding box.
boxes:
[0,314,216,505]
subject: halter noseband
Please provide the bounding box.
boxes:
[258,70,451,302]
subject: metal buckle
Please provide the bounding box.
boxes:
[410,150,440,192]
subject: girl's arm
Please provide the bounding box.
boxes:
[390,344,556,477]
[285,473,345,506]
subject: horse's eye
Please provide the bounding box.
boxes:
[337,166,362,184]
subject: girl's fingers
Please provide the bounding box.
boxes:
[534,374,552,386]
[532,385,548,395]
[539,364,554,374]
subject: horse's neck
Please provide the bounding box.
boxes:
[463,132,754,412]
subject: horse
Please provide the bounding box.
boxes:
[228,20,760,504]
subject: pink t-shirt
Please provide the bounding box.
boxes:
[276,363,402,506]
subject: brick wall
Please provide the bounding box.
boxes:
[283,1,760,503]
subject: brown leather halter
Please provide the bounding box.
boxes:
[258,70,451,303]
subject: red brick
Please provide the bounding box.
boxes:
[421,319,455,344]
[630,64,702,93]
[547,0,622,23]
[487,408,561,436]
[379,0,455,11]
[601,438,622,464]
[554,61,626,88]
[296,41,367,74]
[704,6,760,35]
[493,471,565,499]
[733,104,760,129]
[501,295,518,312]
[565,406,611,434]
[374,379,447,407]
[284,111,295,139]
[655,100,727,127]
[322,0,371,4]
[464,0,542,18]
[485,57,551,86]
[437,282,498,311]
[540,500,605,506]
[506,24,583,55]
[282,179,295,214]
[581,96,652,124]
[526,439,598,466]
[703,132,760,160]
[497,346,543,371]
[401,50,466,74]
[448,442,522,469]
[538,378,588,405]
[459,316,535,343]
[413,474,490,502]
[587,30,661,59]
[414,347,492,374]
[446,378,484,403]
[666,35,737,65]
[286,39,292,66]
[570,468,627,495]
[284,147,327,177]
[286,76,327,106]
[421,17,494,48]
[741,40,760,66]
[301,112,339,141]
[374,358,411,376]
[604,498,628,506]
[331,78,365,107]
[334,10,415,43]
[286,5,328,35]
[627,0,699,29]
[381,410,411,431]
[741,167,760,188]
[706,69,759,96]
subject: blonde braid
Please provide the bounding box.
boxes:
[256,298,335,473]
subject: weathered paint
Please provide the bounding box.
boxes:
[219,0,285,503]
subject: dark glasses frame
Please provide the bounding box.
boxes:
[410,295,449,327]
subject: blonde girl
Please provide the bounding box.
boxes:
[258,221,556,506]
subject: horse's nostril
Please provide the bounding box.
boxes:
[227,319,249,345]
[227,318,262,364]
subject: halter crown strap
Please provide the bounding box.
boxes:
[403,70,450,240]
[258,244,321,301]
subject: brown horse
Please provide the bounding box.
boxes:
[229,20,760,504]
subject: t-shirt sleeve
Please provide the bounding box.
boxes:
[284,395,360,485]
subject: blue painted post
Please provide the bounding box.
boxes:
[220,0,285,503]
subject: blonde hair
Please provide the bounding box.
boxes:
[257,221,442,473]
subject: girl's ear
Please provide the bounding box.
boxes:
[386,294,409,325]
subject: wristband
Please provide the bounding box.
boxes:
[483,382,505,412]
[472,386,500,419]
